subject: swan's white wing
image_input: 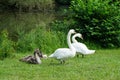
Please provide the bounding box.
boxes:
[72,43,87,53]
[49,48,75,59]
[72,43,95,54]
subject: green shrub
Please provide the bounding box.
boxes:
[16,25,67,54]
[50,20,71,33]
[69,0,120,48]
[0,30,15,60]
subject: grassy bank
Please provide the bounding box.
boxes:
[0,49,120,80]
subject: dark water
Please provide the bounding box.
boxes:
[0,11,56,40]
[0,5,68,41]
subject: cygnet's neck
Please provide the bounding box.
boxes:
[35,53,41,64]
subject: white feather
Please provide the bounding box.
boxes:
[72,33,95,56]
[49,29,76,63]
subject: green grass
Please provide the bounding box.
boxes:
[0,49,120,80]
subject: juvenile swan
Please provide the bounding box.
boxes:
[72,33,95,58]
[49,29,76,64]
[19,49,42,64]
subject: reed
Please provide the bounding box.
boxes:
[16,26,67,54]
[0,30,15,60]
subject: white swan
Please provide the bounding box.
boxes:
[72,33,95,58]
[19,49,42,64]
[49,29,76,64]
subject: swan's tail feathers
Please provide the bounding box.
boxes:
[49,54,54,58]
[19,56,33,62]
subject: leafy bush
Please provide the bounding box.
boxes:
[16,25,67,54]
[69,0,120,48]
[50,20,71,33]
[0,30,15,60]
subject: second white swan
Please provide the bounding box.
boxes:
[72,33,95,58]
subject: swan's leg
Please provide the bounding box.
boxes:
[60,60,65,64]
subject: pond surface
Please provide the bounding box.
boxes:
[0,5,68,41]
[0,11,56,41]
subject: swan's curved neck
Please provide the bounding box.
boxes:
[35,53,41,64]
[67,32,76,52]
[72,35,78,43]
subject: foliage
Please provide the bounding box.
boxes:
[16,25,67,54]
[0,30,15,60]
[50,20,71,33]
[69,0,120,48]
[0,12,55,40]
[0,12,69,54]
